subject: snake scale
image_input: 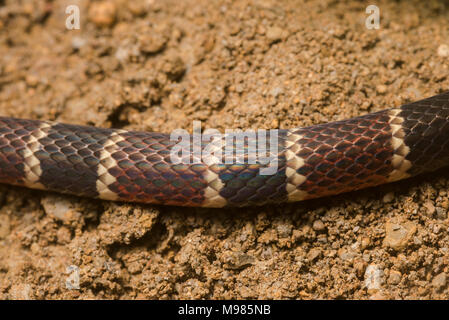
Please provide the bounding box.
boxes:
[0,92,449,207]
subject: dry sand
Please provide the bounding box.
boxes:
[0,0,449,299]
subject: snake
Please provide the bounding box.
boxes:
[0,92,448,207]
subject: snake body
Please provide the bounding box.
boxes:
[1,92,449,207]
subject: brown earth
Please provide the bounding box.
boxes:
[0,0,449,299]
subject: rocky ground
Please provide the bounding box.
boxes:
[0,0,449,299]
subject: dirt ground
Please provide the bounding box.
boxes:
[0,0,449,299]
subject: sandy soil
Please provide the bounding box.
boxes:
[0,0,449,299]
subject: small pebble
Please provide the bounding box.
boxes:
[88,1,117,28]
[139,33,167,54]
[223,252,255,270]
[364,264,384,291]
[383,219,417,251]
[354,260,367,278]
[413,236,422,245]
[388,270,402,285]
[360,237,371,250]
[338,247,356,262]
[423,200,435,215]
[25,74,39,87]
[266,26,286,43]
[276,222,292,238]
[432,272,447,290]
[8,284,33,300]
[437,44,449,57]
[376,84,387,94]
[115,47,129,63]
[435,207,447,220]
[56,226,72,244]
[312,220,325,232]
[433,223,442,234]
[127,1,147,16]
[161,56,186,81]
[382,192,394,203]
[307,248,322,262]
[41,195,82,224]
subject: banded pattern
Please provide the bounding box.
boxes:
[0,92,449,207]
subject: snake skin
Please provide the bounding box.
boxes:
[0,92,449,207]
